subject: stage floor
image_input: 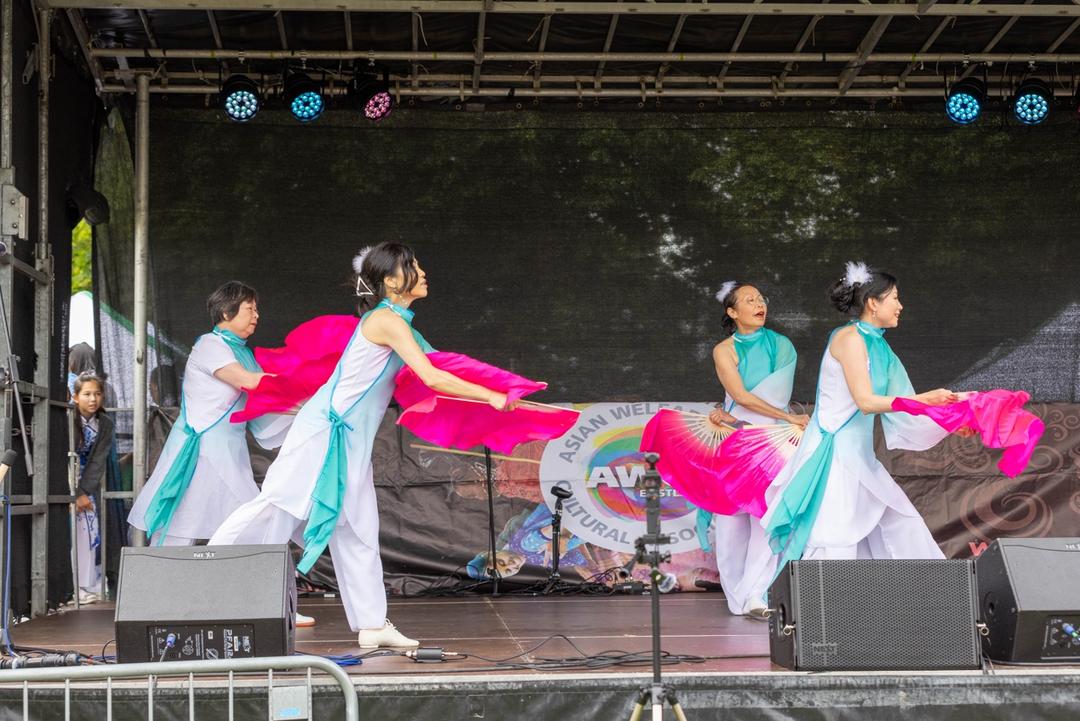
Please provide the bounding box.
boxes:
[9,593,1080,720]
[13,591,774,675]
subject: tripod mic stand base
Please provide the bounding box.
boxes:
[628,685,689,721]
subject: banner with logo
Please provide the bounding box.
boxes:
[335,401,1078,595]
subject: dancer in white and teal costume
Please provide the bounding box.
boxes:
[211,243,512,648]
[129,282,288,545]
[750,263,957,589]
[708,281,808,616]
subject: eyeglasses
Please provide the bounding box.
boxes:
[738,296,769,307]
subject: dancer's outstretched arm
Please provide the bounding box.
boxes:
[363,309,514,411]
[831,325,954,415]
[214,362,267,391]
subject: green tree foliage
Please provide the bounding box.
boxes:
[71,218,92,294]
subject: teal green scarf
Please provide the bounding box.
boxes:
[764,321,901,567]
[731,327,794,395]
[212,327,261,372]
[143,328,260,543]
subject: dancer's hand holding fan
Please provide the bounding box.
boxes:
[891,389,1044,477]
[394,352,580,455]
[232,316,579,454]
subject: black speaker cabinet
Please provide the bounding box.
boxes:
[768,559,981,671]
[115,545,296,664]
[976,537,1080,662]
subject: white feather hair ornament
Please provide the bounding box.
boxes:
[353,246,376,296]
[352,246,373,275]
[715,280,738,304]
[843,261,872,288]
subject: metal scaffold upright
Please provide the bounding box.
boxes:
[0,0,57,624]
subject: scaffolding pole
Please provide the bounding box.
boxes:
[29,6,53,618]
[131,74,149,547]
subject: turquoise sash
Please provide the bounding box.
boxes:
[299,408,355,572]
[764,321,903,565]
[297,299,432,573]
[143,327,259,543]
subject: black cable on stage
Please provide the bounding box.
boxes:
[501,567,620,597]
[397,565,492,598]
[429,633,709,671]
[1,644,90,668]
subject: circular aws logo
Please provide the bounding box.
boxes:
[539,401,715,553]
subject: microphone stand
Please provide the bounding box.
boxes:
[627,453,688,721]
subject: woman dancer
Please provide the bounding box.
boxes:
[129,282,289,546]
[71,373,113,603]
[757,262,959,580]
[708,282,808,617]
[211,243,513,649]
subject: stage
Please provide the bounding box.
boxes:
[5,592,1080,720]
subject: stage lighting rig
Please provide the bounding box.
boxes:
[352,69,394,121]
[221,74,261,123]
[285,71,324,123]
[945,78,985,125]
[1013,78,1052,125]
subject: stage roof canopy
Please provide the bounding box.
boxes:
[51,1,1080,107]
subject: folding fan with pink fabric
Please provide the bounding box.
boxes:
[714,422,803,517]
[393,352,580,454]
[640,409,741,514]
[639,409,803,517]
[232,315,359,423]
[890,389,1044,477]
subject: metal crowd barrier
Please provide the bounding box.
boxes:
[0,656,359,721]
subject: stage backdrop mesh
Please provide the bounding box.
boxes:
[96,107,1080,590]
[135,109,1080,404]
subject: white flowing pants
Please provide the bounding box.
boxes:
[713,512,776,614]
[741,504,946,610]
[209,497,386,631]
[800,505,945,561]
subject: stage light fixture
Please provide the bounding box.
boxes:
[285,72,324,123]
[352,70,394,121]
[945,78,985,125]
[220,74,261,123]
[1013,78,1052,125]
[66,184,110,226]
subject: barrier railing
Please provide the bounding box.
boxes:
[0,655,359,721]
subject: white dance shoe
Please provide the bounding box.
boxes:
[295,612,316,628]
[744,597,770,620]
[357,620,419,649]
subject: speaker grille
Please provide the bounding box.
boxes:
[794,559,979,670]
